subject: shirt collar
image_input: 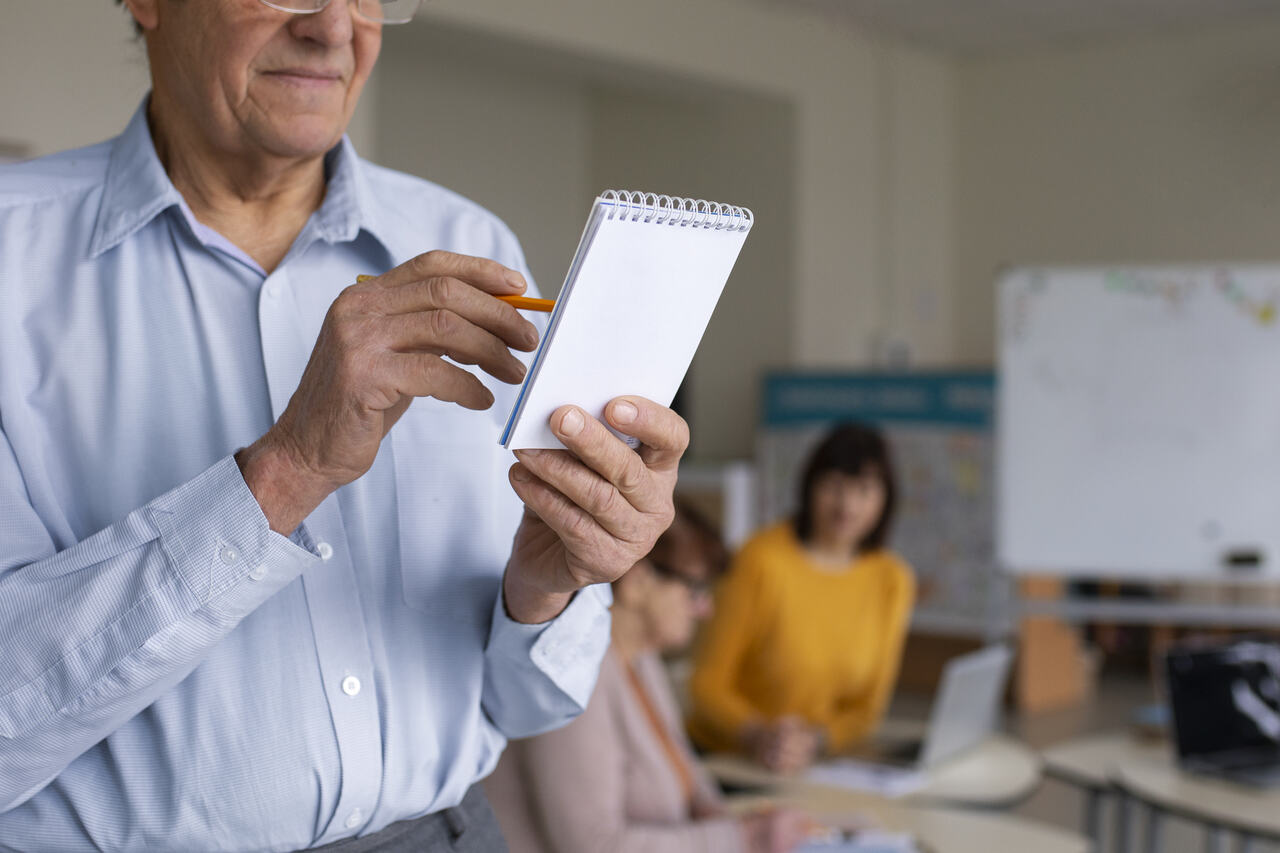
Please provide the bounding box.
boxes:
[89,100,184,259]
[89,97,396,261]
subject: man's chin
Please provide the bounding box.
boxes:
[254,120,347,159]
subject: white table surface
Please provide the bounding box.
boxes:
[1116,750,1280,839]
[724,789,1087,853]
[706,725,1043,809]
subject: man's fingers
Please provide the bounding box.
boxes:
[507,462,624,571]
[376,249,528,295]
[602,397,689,472]
[382,312,528,385]
[513,446,653,543]
[376,275,539,353]
[535,405,668,511]
[385,352,495,411]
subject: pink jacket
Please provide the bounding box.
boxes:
[486,649,745,852]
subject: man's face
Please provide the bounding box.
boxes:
[141,0,381,160]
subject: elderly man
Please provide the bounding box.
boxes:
[0,1,687,851]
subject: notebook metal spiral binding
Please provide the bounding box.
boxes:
[600,189,754,233]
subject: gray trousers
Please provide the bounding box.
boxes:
[306,786,508,853]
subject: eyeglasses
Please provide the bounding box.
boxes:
[648,559,712,598]
[258,0,423,25]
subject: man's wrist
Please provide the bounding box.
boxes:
[501,569,574,625]
[234,436,333,535]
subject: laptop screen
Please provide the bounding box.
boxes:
[1166,643,1280,759]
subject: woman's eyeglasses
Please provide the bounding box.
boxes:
[647,559,712,597]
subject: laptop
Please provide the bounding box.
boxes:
[853,643,1014,770]
[1167,641,1280,786]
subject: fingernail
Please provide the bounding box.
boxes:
[558,408,584,437]
[612,400,638,424]
[511,465,531,483]
[519,449,542,459]
[505,270,526,291]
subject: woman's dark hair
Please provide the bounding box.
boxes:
[792,421,896,553]
[616,497,727,594]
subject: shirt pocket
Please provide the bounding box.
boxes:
[390,397,523,616]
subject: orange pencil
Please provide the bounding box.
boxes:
[497,295,555,312]
[356,275,554,312]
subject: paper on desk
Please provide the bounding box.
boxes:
[805,759,927,798]
[797,831,921,853]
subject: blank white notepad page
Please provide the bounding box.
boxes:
[502,193,752,449]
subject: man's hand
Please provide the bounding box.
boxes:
[501,396,689,624]
[236,251,539,534]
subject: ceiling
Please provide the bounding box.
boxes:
[779,0,1280,55]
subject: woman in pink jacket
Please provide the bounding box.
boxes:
[486,502,807,853]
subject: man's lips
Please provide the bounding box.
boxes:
[263,68,344,86]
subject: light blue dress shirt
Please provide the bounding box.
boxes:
[0,101,611,853]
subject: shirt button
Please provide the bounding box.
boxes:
[318,541,334,560]
[248,564,267,581]
[342,675,361,697]
[219,545,239,565]
[344,808,363,829]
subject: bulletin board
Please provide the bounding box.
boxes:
[758,371,1010,639]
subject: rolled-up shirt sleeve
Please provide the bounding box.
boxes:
[0,450,320,812]
[481,582,612,738]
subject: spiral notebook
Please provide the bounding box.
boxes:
[501,190,754,450]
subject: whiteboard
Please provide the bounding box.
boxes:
[997,266,1280,579]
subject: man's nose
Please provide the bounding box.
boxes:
[289,0,355,46]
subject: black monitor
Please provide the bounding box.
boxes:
[1166,642,1280,761]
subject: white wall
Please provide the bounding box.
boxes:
[410,0,957,374]
[955,14,1280,363]
[587,89,795,459]
[2,5,148,156]
[374,27,593,297]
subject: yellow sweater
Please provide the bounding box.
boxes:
[688,522,915,754]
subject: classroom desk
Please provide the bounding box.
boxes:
[705,728,1043,809]
[1116,751,1280,853]
[1041,732,1165,846]
[1043,730,1280,853]
[726,783,1088,853]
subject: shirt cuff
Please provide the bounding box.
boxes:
[146,455,321,620]
[486,582,612,716]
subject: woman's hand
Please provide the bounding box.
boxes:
[743,716,824,774]
[739,808,811,853]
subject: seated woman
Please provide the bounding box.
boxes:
[688,423,915,774]
[485,501,807,853]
